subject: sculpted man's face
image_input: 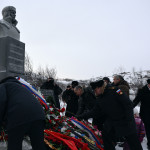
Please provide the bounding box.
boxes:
[9,10,16,20]
[3,8,16,22]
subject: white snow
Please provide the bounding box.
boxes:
[0,138,148,149]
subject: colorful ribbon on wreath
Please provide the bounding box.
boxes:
[44,130,90,150]
[70,117,103,149]
[16,77,49,110]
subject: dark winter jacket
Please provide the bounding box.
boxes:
[77,87,105,131]
[41,80,62,108]
[40,80,55,89]
[115,80,130,96]
[62,89,78,117]
[123,116,145,150]
[0,78,45,130]
[133,85,150,123]
[79,86,136,138]
[76,87,96,115]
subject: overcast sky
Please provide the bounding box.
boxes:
[0,0,150,80]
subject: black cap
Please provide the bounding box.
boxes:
[103,77,110,83]
[90,80,104,90]
[71,81,79,88]
[147,79,150,84]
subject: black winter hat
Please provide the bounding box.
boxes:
[90,80,104,90]
[71,81,79,88]
[103,77,110,83]
[147,79,150,84]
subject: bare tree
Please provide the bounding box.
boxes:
[25,52,33,82]
[130,68,146,92]
[45,66,57,79]
[34,66,45,87]
[34,66,57,87]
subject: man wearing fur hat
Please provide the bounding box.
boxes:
[78,80,142,150]
[0,6,20,40]
[133,79,150,150]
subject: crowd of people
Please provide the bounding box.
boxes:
[60,75,150,150]
[0,75,150,150]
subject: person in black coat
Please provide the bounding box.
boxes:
[62,88,78,117]
[62,81,79,117]
[74,86,96,115]
[0,77,46,150]
[78,80,143,150]
[133,79,150,149]
[41,77,62,109]
[74,85,105,131]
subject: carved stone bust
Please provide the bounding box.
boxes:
[0,6,20,40]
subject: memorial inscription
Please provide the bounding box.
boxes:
[0,36,25,80]
[8,43,24,73]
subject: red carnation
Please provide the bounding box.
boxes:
[49,120,52,124]
[59,107,65,112]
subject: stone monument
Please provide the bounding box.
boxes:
[0,6,20,40]
[0,6,25,80]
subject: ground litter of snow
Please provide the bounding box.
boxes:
[0,137,148,150]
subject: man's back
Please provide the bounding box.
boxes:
[0,78,45,130]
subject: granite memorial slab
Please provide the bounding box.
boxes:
[0,6,25,80]
[0,36,25,80]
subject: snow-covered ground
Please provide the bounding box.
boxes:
[115,137,148,150]
[0,140,32,150]
[0,137,148,150]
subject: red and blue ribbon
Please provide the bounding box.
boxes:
[16,77,49,110]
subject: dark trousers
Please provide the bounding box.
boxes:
[125,133,143,150]
[102,129,116,150]
[102,129,143,150]
[143,121,150,147]
[7,120,46,150]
